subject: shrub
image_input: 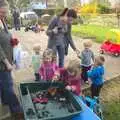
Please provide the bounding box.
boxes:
[34,9,55,17]
[98,4,111,14]
[6,15,13,29]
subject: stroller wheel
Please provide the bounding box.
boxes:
[114,53,119,57]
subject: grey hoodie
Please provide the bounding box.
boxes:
[46,16,76,53]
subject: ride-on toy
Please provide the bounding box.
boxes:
[100,29,120,57]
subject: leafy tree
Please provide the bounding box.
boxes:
[114,1,120,27]
[7,0,30,12]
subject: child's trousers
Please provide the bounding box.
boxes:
[0,72,22,113]
[35,73,40,81]
[81,66,91,82]
[91,84,103,98]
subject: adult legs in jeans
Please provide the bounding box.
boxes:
[56,46,65,68]
[0,72,22,113]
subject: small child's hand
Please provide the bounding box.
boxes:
[52,72,60,82]
[75,50,81,59]
[52,76,58,82]
[88,78,92,85]
[71,86,76,92]
[75,49,80,56]
[77,54,81,59]
[65,85,72,91]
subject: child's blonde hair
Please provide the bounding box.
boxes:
[83,40,92,48]
[66,59,81,77]
[33,44,41,52]
[95,56,105,66]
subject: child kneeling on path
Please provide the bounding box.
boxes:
[39,49,59,81]
[88,56,105,98]
[53,59,82,96]
[78,40,94,84]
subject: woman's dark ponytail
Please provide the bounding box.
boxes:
[59,8,77,19]
[59,8,69,16]
[67,9,77,19]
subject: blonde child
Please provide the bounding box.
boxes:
[32,44,41,81]
[53,59,82,96]
[39,49,58,81]
[78,40,94,84]
[88,56,105,98]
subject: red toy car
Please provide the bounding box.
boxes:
[100,40,120,57]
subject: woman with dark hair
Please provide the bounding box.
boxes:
[46,8,79,68]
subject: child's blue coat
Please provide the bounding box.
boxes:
[88,66,104,85]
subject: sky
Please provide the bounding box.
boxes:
[81,0,91,5]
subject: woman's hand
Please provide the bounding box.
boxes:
[6,62,13,71]
[52,27,58,34]
[75,49,80,56]
[4,59,13,71]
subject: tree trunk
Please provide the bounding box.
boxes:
[64,0,68,7]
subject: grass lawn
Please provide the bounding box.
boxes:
[72,24,117,43]
[101,77,120,120]
[103,101,120,120]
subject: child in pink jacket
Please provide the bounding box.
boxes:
[39,49,58,81]
[53,59,82,96]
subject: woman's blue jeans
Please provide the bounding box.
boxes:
[0,71,22,113]
[56,45,65,68]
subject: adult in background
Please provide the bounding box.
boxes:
[46,8,79,68]
[13,8,21,31]
[0,0,23,119]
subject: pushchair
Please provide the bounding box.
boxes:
[81,96,104,120]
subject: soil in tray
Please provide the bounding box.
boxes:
[31,89,76,119]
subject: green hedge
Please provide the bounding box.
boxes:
[98,4,112,14]
[6,15,13,29]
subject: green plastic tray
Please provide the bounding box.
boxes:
[19,82,82,120]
